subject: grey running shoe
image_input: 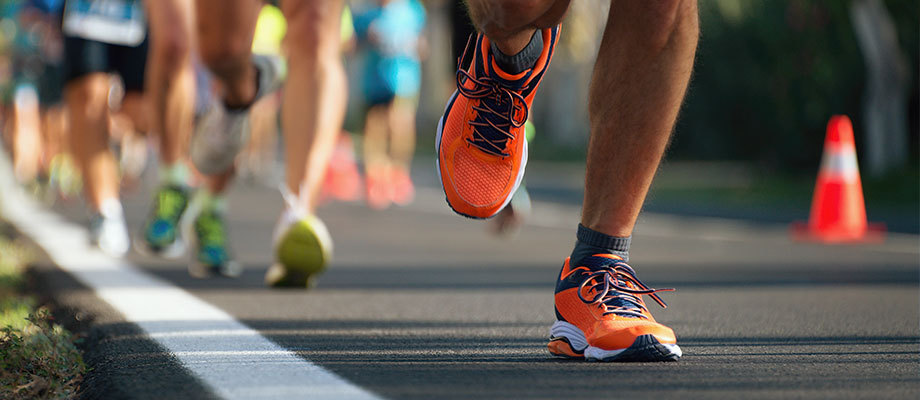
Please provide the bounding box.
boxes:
[190,54,283,174]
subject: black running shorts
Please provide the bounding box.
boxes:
[62,35,148,93]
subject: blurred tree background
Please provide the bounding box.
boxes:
[372,0,919,179]
[350,0,918,226]
[672,0,917,175]
[399,0,919,230]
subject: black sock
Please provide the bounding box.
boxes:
[570,223,631,265]
[223,65,261,112]
[490,30,543,75]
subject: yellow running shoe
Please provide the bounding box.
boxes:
[266,210,333,288]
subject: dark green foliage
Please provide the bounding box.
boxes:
[673,0,918,172]
[0,309,86,399]
[0,236,85,399]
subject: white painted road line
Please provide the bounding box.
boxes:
[0,157,380,399]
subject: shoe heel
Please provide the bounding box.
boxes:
[269,216,331,288]
[265,263,318,288]
[548,337,584,359]
[548,321,588,358]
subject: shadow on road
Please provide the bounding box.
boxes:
[97,261,920,291]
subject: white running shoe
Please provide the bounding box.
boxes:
[89,201,130,257]
[190,54,284,175]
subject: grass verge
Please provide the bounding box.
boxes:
[0,228,85,399]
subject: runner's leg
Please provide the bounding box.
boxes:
[363,103,391,209]
[388,98,417,180]
[137,0,195,259]
[463,0,698,361]
[279,0,346,210]
[192,0,282,278]
[262,0,344,287]
[388,97,417,205]
[65,71,130,256]
[66,73,117,211]
[196,0,261,109]
[146,0,196,165]
[10,86,42,183]
[581,1,698,238]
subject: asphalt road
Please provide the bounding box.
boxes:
[31,167,920,399]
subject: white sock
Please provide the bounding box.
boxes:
[159,163,190,186]
[98,198,124,219]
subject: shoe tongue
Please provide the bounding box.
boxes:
[604,296,643,318]
[583,255,630,272]
[476,46,531,92]
[466,77,520,156]
[487,62,531,91]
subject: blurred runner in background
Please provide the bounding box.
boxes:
[136,0,244,278]
[60,0,149,256]
[133,0,358,283]
[319,6,363,206]
[1,0,68,201]
[353,0,426,210]
[189,0,346,288]
[240,2,285,184]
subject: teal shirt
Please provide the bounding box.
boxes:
[354,0,426,100]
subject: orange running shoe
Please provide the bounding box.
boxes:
[320,133,363,203]
[548,254,682,361]
[437,27,560,219]
[389,168,415,206]
[365,174,391,210]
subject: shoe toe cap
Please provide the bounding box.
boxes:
[447,146,514,211]
[589,319,677,350]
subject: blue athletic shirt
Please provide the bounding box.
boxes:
[353,0,426,102]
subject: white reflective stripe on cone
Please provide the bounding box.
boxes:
[820,148,859,181]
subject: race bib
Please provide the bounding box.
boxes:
[62,0,146,46]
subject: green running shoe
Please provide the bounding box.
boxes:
[266,212,333,288]
[189,209,241,278]
[136,185,190,258]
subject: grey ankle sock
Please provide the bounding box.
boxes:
[570,223,631,264]
[490,30,543,75]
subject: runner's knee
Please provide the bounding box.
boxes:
[151,28,192,66]
[283,1,341,63]
[198,35,253,78]
[65,74,108,113]
[468,0,569,36]
[617,0,698,52]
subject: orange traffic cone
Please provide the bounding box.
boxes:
[792,115,885,243]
